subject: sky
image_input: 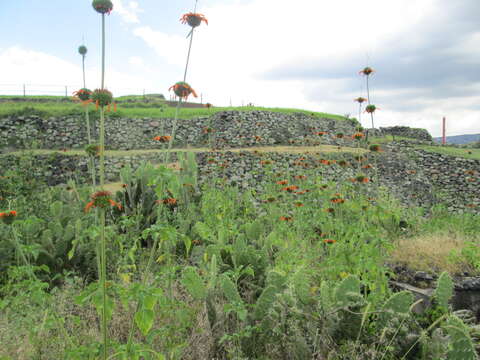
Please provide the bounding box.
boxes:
[0,0,479,137]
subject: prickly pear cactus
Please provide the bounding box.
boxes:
[434,272,454,310]
[253,285,278,320]
[334,275,363,308]
[378,291,414,329]
[220,275,242,305]
[444,316,477,360]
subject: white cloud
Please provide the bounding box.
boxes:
[128,56,144,66]
[0,46,155,96]
[111,0,143,24]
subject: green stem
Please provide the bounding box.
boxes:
[164,98,183,164]
[100,208,108,360]
[183,29,195,82]
[85,106,92,145]
[100,107,105,187]
[101,14,105,90]
[82,55,86,89]
[126,235,161,352]
[11,226,35,279]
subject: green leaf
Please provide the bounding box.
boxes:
[135,308,155,336]
[220,275,242,305]
[181,267,207,300]
[193,222,213,242]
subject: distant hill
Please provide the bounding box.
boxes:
[434,133,480,145]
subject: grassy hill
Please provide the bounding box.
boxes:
[0,95,351,121]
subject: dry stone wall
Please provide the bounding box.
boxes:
[0,111,358,151]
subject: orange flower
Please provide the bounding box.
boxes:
[315,131,328,136]
[320,159,332,165]
[282,185,299,192]
[362,164,373,169]
[369,144,382,152]
[276,180,288,185]
[180,12,208,27]
[352,175,369,183]
[352,133,364,140]
[279,216,293,221]
[294,202,304,207]
[325,208,335,213]
[254,136,262,141]
[159,198,177,206]
[330,197,345,204]
[0,210,17,224]
[294,190,307,195]
[294,175,307,180]
[84,191,122,213]
[169,82,198,99]
[153,135,172,143]
[359,67,375,76]
[323,239,337,244]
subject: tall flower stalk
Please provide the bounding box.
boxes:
[359,67,376,129]
[92,1,113,359]
[354,97,367,128]
[164,0,207,163]
[77,45,97,188]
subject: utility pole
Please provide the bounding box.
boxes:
[442,117,446,145]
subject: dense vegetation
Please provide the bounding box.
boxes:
[1,145,479,359]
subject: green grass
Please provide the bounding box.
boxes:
[368,135,419,144]
[416,145,480,160]
[0,98,352,122]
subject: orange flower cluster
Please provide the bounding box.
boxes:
[362,164,373,169]
[282,185,299,193]
[323,239,337,244]
[330,194,345,204]
[276,180,288,185]
[254,136,262,141]
[85,191,122,213]
[352,133,364,140]
[279,216,293,221]
[351,175,369,183]
[315,131,328,136]
[158,198,177,206]
[294,175,307,180]
[0,210,17,224]
[153,135,172,143]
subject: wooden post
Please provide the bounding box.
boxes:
[442,117,446,145]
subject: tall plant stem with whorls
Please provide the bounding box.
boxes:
[99,11,108,360]
[165,0,201,163]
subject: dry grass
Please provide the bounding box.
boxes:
[2,145,366,158]
[390,232,476,275]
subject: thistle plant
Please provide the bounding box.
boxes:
[91,1,113,358]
